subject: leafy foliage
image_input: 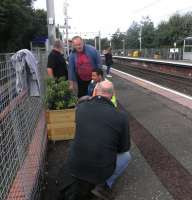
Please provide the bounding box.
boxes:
[0,0,47,52]
[85,38,110,50]
[140,17,155,48]
[45,77,77,110]
[111,28,126,49]
[85,39,95,47]
[111,13,192,49]
[126,21,140,49]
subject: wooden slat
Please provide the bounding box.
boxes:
[46,109,75,141]
[46,109,75,123]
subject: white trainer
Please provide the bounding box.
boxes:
[106,74,112,78]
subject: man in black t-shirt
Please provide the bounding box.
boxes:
[67,80,131,200]
[47,40,68,79]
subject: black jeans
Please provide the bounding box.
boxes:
[106,65,111,75]
[58,178,94,200]
[57,163,94,200]
[77,79,91,98]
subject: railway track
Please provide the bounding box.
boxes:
[113,63,192,96]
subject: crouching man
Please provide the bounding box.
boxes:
[66,80,131,200]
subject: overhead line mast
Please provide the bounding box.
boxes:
[46,0,56,51]
[64,0,71,57]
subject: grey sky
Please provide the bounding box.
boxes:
[34,0,192,38]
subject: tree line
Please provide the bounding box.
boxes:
[0,0,47,53]
[0,1,192,53]
[84,13,192,51]
[111,13,192,50]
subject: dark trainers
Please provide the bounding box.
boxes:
[91,183,114,200]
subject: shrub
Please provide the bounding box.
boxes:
[45,77,77,110]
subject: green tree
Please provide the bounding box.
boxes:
[155,12,192,47]
[168,13,183,45]
[181,12,192,38]
[140,16,155,48]
[101,37,110,50]
[85,38,95,46]
[0,0,47,52]
[84,38,109,51]
[155,21,168,47]
[110,12,192,49]
[126,21,140,49]
[111,28,126,49]
[32,9,47,37]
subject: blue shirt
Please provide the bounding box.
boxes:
[68,45,101,81]
[87,80,97,96]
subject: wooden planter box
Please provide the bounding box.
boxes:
[46,109,75,141]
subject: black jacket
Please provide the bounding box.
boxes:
[47,49,68,79]
[67,96,130,184]
[105,53,113,66]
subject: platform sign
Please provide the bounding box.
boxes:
[170,48,179,53]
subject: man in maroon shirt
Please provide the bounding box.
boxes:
[68,36,101,97]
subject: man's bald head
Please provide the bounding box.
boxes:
[72,36,84,52]
[94,80,114,99]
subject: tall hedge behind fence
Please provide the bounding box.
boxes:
[0,51,47,200]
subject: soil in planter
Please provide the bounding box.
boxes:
[41,141,98,200]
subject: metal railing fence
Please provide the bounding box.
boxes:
[0,51,47,200]
[112,48,183,60]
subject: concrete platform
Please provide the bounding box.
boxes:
[42,71,192,200]
[110,73,192,200]
[113,56,192,67]
[113,144,174,200]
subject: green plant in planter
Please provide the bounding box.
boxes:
[45,77,77,110]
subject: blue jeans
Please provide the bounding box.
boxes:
[106,65,111,75]
[106,151,131,188]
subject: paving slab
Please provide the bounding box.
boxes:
[113,143,174,200]
[111,74,192,175]
[42,73,192,200]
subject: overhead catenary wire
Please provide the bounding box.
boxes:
[132,0,163,14]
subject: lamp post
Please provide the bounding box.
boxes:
[46,0,56,52]
[174,42,177,60]
[110,40,112,47]
[123,39,125,56]
[64,0,71,57]
[98,31,101,53]
[139,26,142,52]
[95,37,97,49]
